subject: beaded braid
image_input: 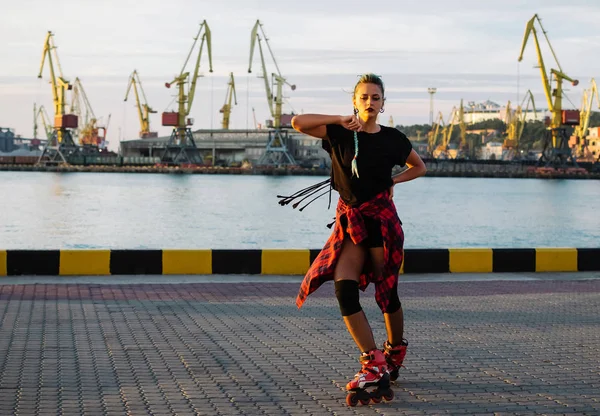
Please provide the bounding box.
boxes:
[351,130,359,178]
[351,107,360,177]
[350,73,384,178]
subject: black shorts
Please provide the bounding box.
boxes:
[341,215,383,248]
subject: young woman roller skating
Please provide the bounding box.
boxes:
[287,74,427,406]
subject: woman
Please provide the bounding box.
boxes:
[290,73,427,402]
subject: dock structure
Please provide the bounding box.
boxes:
[119,128,330,168]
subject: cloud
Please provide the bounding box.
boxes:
[2,0,599,148]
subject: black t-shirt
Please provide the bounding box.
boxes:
[323,124,413,206]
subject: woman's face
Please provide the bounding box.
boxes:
[353,83,384,121]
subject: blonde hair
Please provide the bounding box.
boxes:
[353,73,385,98]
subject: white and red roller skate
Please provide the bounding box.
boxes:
[383,339,408,382]
[345,348,394,406]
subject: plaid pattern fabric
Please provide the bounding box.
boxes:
[296,190,405,313]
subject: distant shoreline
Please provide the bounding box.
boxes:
[1,164,599,180]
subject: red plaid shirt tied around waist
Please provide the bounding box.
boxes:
[296,190,405,312]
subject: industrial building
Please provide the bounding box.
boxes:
[464,100,544,124]
[119,128,330,168]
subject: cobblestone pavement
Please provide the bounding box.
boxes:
[0,278,599,415]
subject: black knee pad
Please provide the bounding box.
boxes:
[385,290,402,314]
[334,280,362,316]
[378,283,402,314]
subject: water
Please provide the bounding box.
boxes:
[1,171,599,249]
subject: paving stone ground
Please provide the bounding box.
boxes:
[0,276,599,415]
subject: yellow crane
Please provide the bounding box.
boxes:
[518,14,579,166]
[428,111,444,157]
[38,31,79,164]
[33,103,53,140]
[124,69,157,138]
[161,20,213,164]
[70,77,93,141]
[248,19,296,129]
[503,90,536,160]
[573,78,599,160]
[70,77,109,149]
[433,108,457,159]
[219,72,237,129]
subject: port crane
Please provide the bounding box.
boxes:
[434,108,457,159]
[572,79,599,161]
[503,90,536,160]
[70,77,109,150]
[219,72,237,130]
[161,20,213,164]
[37,31,79,164]
[33,103,53,140]
[248,19,296,166]
[124,70,157,138]
[518,14,579,168]
[428,111,444,157]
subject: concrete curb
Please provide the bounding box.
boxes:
[1,248,599,276]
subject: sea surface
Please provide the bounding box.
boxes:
[1,172,599,249]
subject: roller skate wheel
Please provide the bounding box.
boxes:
[383,389,394,402]
[359,397,370,405]
[370,393,382,404]
[346,393,359,407]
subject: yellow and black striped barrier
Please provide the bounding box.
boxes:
[0,248,599,276]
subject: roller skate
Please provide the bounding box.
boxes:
[345,348,394,406]
[383,339,408,382]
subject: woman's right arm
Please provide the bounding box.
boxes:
[291,114,343,139]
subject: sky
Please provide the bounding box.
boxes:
[1,0,599,151]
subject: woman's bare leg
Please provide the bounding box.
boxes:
[334,237,376,352]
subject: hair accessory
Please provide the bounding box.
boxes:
[351,130,359,178]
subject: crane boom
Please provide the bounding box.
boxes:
[72,77,96,122]
[163,20,213,142]
[160,20,213,165]
[125,70,144,134]
[516,90,537,142]
[38,32,60,113]
[220,72,237,129]
[574,79,600,159]
[444,108,457,149]
[125,70,157,138]
[578,79,599,139]
[517,14,578,130]
[34,104,53,140]
[38,31,77,143]
[248,20,296,129]
[433,108,456,158]
[428,111,444,156]
[249,22,274,117]
[518,16,553,112]
[517,14,580,167]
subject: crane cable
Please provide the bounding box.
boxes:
[210,75,214,130]
[517,61,520,106]
[246,74,250,131]
[563,91,578,110]
[35,78,43,138]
